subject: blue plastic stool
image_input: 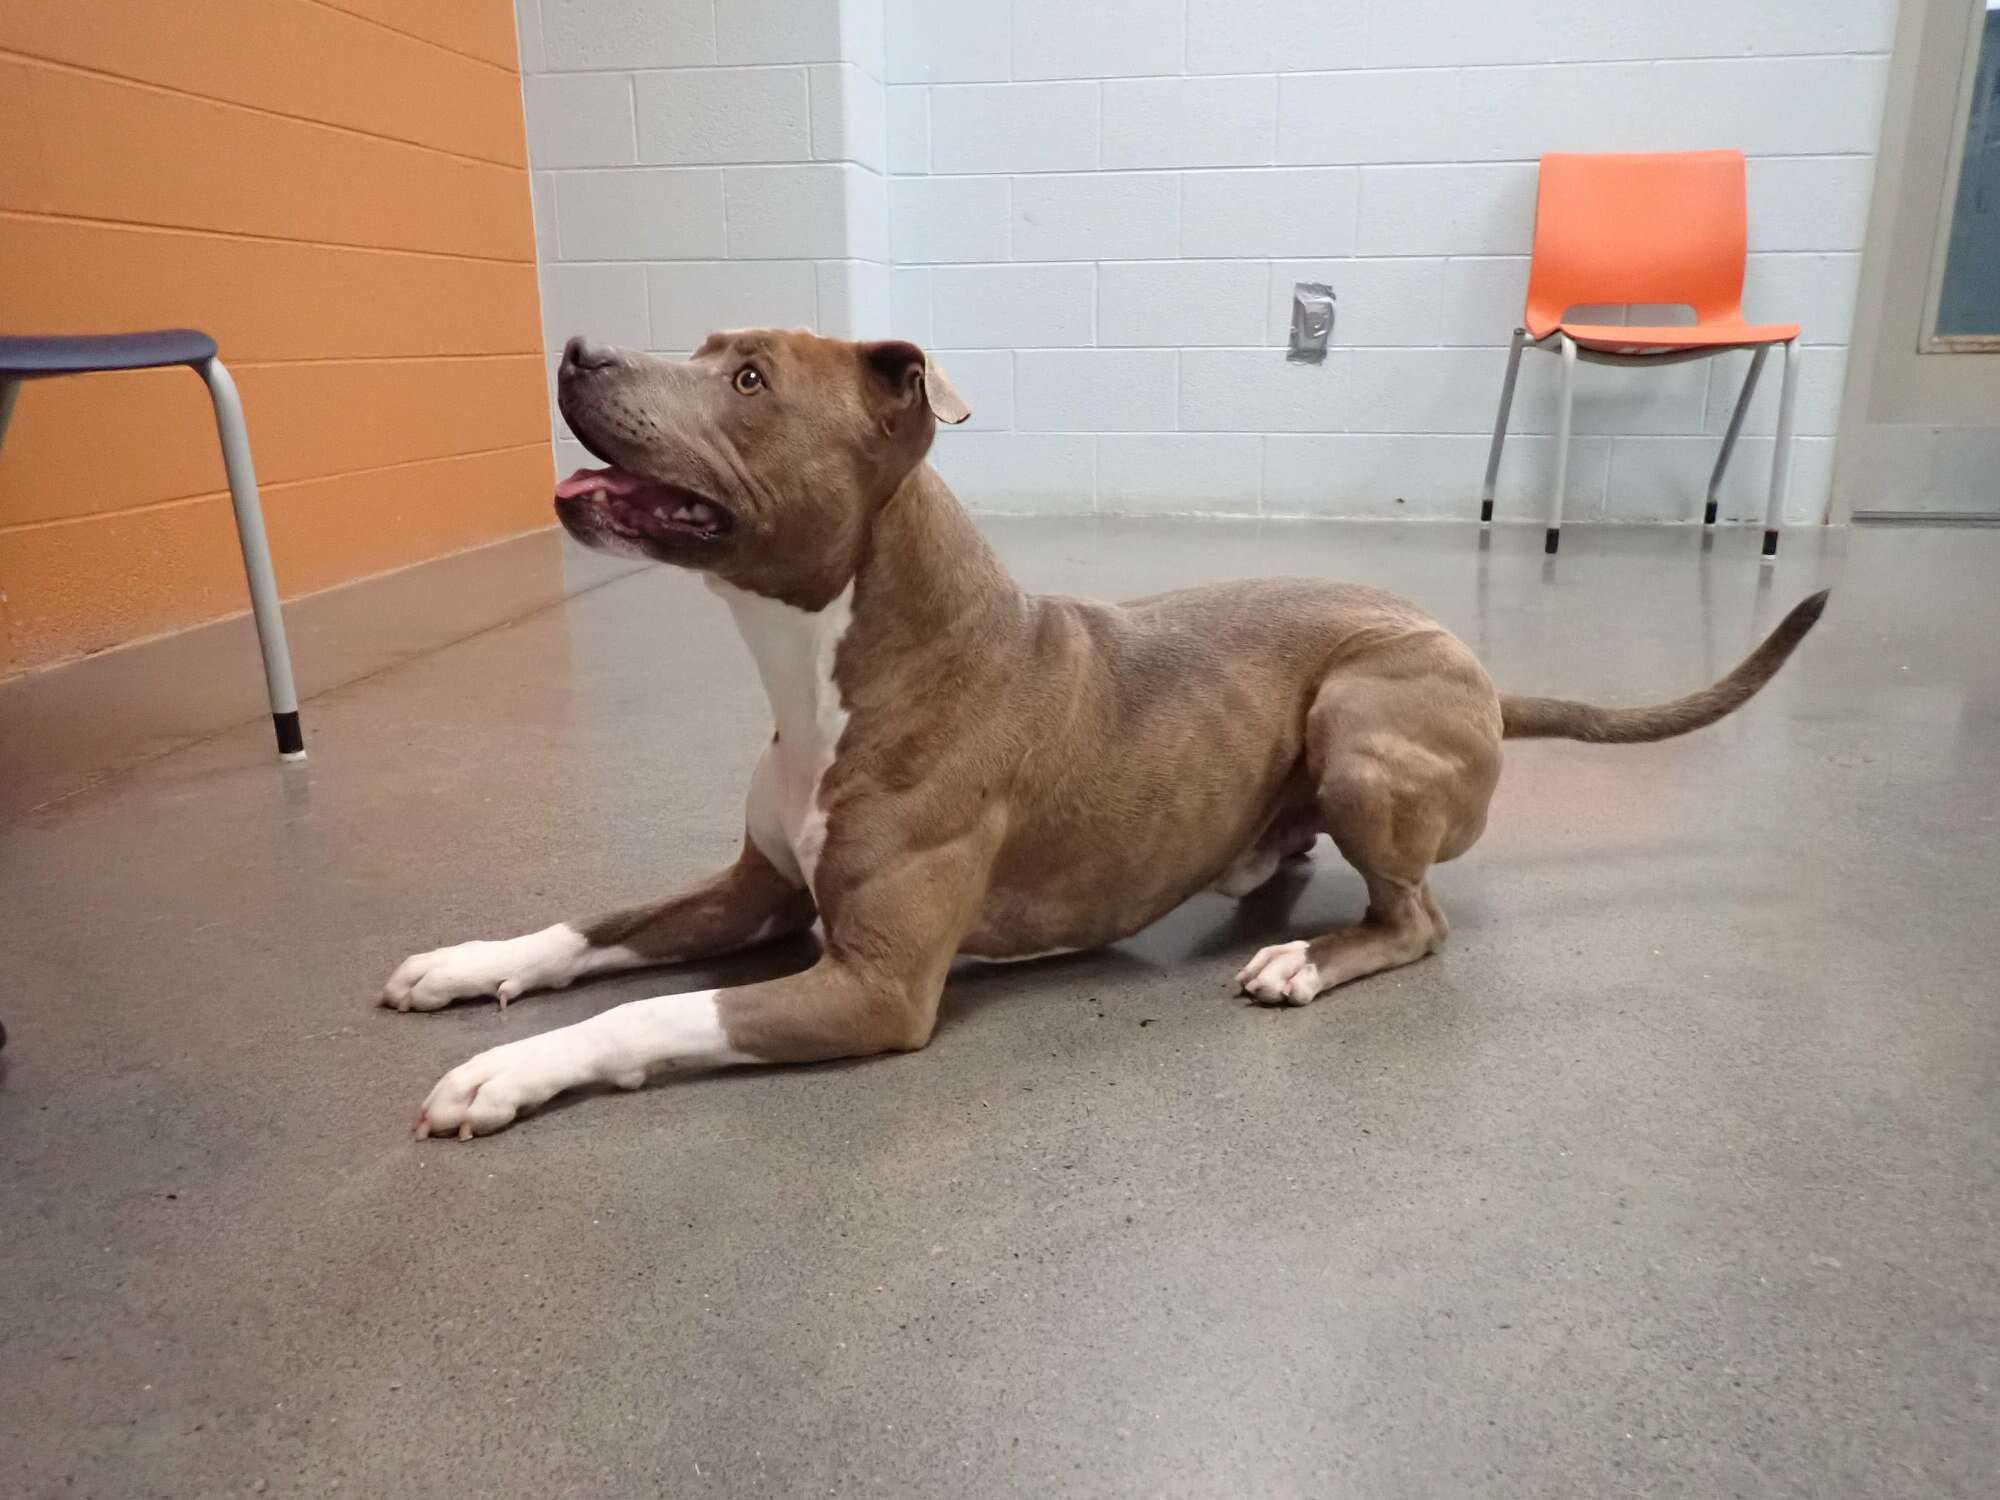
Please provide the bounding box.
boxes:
[0,330,304,759]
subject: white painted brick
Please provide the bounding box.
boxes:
[1100,261,1268,347]
[891,267,932,343]
[1701,346,1848,439]
[848,167,889,262]
[1453,63,1674,163]
[1187,0,1367,75]
[925,349,1014,430]
[1279,71,1467,166]
[1011,174,1180,262]
[1098,435,1262,515]
[1747,157,1878,252]
[1015,350,1178,432]
[1650,57,1889,159]
[645,262,818,349]
[841,0,886,76]
[1263,433,1611,518]
[635,68,810,165]
[886,87,929,173]
[1437,258,1531,343]
[930,431,1095,513]
[930,83,1098,174]
[527,73,636,168]
[1511,347,1713,437]
[1743,254,1863,347]
[1603,435,1821,523]
[1367,0,1895,67]
[815,260,893,338]
[1103,78,1278,170]
[931,264,1096,347]
[1012,0,1184,80]
[717,0,843,64]
[891,176,1011,263]
[513,0,544,73]
[555,169,725,259]
[1341,348,1512,432]
[1443,58,1890,164]
[530,171,558,258]
[1267,259,1445,347]
[883,0,1009,83]
[1784,437,1835,524]
[1356,163,1537,255]
[811,64,886,171]
[1180,349,1348,432]
[1183,168,1358,258]
[725,164,871,259]
[540,263,649,353]
[541,0,714,70]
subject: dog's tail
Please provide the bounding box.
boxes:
[1500,589,1828,744]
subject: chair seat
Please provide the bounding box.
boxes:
[0,329,219,377]
[1552,319,1800,353]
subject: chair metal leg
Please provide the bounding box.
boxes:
[0,377,19,452]
[199,357,305,759]
[1705,345,1768,526]
[1762,339,1800,560]
[1546,334,1577,555]
[1480,328,1527,523]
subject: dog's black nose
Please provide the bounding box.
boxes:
[563,335,619,371]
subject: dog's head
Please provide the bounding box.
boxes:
[553,328,969,608]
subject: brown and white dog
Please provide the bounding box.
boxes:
[385,328,1828,1140]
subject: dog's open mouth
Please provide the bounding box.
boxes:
[554,467,736,543]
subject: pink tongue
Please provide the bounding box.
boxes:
[555,466,650,500]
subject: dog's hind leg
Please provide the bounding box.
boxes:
[1210,807,1318,898]
[1235,669,1498,1005]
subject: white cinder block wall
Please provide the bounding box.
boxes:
[517,0,1896,526]
[513,0,890,479]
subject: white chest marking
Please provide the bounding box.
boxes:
[712,578,854,894]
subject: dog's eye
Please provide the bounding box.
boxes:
[733,366,765,395]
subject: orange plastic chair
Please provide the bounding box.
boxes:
[1479,150,1802,557]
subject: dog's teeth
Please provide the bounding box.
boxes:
[670,505,696,522]
[689,502,716,525]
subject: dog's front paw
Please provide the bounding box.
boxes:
[1236,941,1324,1006]
[381,926,587,1012]
[416,1029,611,1140]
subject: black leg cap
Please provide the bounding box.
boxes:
[1479,499,1493,523]
[1761,528,1779,558]
[274,711,305,758]
[1544,527,1560,555]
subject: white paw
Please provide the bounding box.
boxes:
[415,1028,635,1141]
[381,926,586,1012]
[1236,941,1325,1006]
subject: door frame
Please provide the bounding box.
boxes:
[1835,0,2000,522]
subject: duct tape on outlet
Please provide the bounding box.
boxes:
[1288,283,1335,364]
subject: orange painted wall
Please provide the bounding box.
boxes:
[0,0,550,676]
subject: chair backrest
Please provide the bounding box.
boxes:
[1523,150,1749,338]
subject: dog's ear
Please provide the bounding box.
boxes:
[860,341,971,428]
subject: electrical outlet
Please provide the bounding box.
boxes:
[1288,283,1335,364]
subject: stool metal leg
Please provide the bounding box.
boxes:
[1706,345,1767,526]
[1762,339,1800,561]
[1480,328,1527,523]
[1546,333,1577,555]
[199,357,305,759]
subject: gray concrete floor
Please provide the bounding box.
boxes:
[2,519,1996,1498]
